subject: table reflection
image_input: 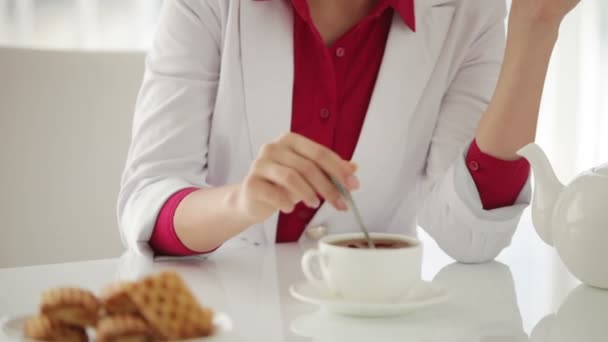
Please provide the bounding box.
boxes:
[290,262,528,342]
[530,284,608,342]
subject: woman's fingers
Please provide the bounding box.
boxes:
[244,176,295,214]
[245,132,358,216]
[278,133,359,190]
[266,144,347,210]
[253,156,320,209]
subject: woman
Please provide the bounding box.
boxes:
[118,0,579,262]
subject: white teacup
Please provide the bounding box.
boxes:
[301,233,423,302]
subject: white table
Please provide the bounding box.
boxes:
[1,218,607,342]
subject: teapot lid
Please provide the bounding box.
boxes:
[592,163,608,176]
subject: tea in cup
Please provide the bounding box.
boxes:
[301,233,423,302]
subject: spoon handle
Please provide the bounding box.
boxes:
[348,197,375,249]
[330,177,375,249]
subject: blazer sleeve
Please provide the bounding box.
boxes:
[416,2,531,263]
[117,0,222,255]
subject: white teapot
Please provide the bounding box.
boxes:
[518,143,608,289]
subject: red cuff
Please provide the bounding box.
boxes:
[466,140,530,210]
[150,188,216,256]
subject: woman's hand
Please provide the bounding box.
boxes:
[235,132,358,224]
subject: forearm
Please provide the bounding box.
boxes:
[476,13,560,160]
[169,133,357,253]
[173,185,256,253]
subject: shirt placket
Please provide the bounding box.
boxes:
[309,35,338,151]
[292,19,339,237]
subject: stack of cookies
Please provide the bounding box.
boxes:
[24,271,214,342]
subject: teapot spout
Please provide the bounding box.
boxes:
[517,143,565,246]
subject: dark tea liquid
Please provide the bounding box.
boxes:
[332,238,414,249]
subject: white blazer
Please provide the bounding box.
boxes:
[117,0,531,263]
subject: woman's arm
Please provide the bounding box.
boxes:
[417,0,581,263]
[475,0,580,159]
[119,0,357,255]
[173,134,358,253]
[117,0,223,254]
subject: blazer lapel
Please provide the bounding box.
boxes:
[308,1,456,229]
[240,0,295,243]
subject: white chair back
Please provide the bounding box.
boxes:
[0,47,144,267]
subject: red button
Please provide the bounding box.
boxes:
[320,108,330,120]
[469,160,480,171]
[336,47,345,58]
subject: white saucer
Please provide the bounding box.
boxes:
[289,280,448,317]
[1,313,233,341]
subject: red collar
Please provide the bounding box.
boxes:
[389,0,416,31]
[255,0,416,32]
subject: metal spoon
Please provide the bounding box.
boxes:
[331,176,376,249]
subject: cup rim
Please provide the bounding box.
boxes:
[318,233,421,252]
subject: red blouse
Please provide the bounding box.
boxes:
[149,0,529,255]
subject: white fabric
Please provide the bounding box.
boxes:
[117,0,531,263]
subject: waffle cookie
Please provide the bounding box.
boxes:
[96,314,157,342]
[41,287,100,327]
[100,282,139,315]
[126,272,214,340]
[24,314,88,342]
